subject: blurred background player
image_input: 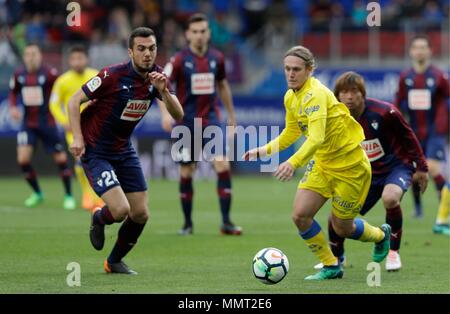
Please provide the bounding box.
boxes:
[314,71,429,272]
[8,43,75,210]
[243,46,391,280]
[50,45,104,211]
[160,13,241,236]
[68,27,183,274]
[395,35,449,221]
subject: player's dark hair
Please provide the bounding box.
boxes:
[333,71,366,99]
[410,34,431,48]
[128,27,156,49]
[186,13,208,30]
[68,44,87,55]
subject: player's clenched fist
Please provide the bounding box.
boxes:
[149,71,168,92]
[70,137,85,158]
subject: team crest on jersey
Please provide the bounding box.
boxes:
[120,99,151,121]
[18,75,25,84]
[210,60,216,69]
[426,78,434,87]
[185,61,193,69]
[405,78,413,86]
[86,76,102,92]
[38,75,46,85]
[303,92,312,104]
[371,120,379,130]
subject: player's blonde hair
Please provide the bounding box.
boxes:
[284,46,316,70]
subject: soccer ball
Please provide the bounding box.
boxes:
[252,247,289,284]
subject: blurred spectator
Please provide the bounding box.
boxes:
[240,0,271,37]
[25,14,46,43]
[423,1,445,25]
[108,7,131,45]
[0,27,18,66]
[309,0,333,32]
[399,0,425,19]
[351,0,367,29]
[382,0,404,30]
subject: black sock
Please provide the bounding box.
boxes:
[328,217,345,258]
[180,177,193,227]
[434,174,445,199]
[57,161,72,196]
[20,163,41,194]
[217,170,232,225]
[412,181,422,214]
[386,205,403,251]
[93,206,115,225]
[107,217,146,263]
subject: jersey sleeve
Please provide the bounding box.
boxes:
[216,52,226,82]
[434,72,449,135]
[265,92,302,155]
[387,106,428,172]
[49,77,68,125]
[8,72,20,108]
[48,67,59,86]
[287,93,328,168]
[394,72,407,112]
[165,55,182,85]
[81,68,113,100]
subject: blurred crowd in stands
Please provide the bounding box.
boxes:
[0,0,448,74]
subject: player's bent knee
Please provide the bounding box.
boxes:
[381,190,401,208]
[382,196,400,209]
[110,203,131,222]
[130,210,149,224]
[53,152,67,163]
[291,211,312,230]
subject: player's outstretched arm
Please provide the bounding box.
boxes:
[68,89,89,158]
[150,71,183,121]
[157,99,175,132]
[242,146,268,161]
[217,79,237,127]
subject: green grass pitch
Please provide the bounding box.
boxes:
[0,176,448,293]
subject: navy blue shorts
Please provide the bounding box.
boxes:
[421,136,447,161]
[81,150,147,197]
[360,165,414,215]
[17,127,64,153]
[173,121,228,165]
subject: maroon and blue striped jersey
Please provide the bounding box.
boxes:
[359,98,428,175]
[9,65,58,129]
[165,47,226,126]
[80,61,168,154]
[394,65,449,141]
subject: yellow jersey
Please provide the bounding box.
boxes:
[50,68,98,126]
[266,76,365,170]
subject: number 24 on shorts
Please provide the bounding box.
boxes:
[97,170,119,188]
